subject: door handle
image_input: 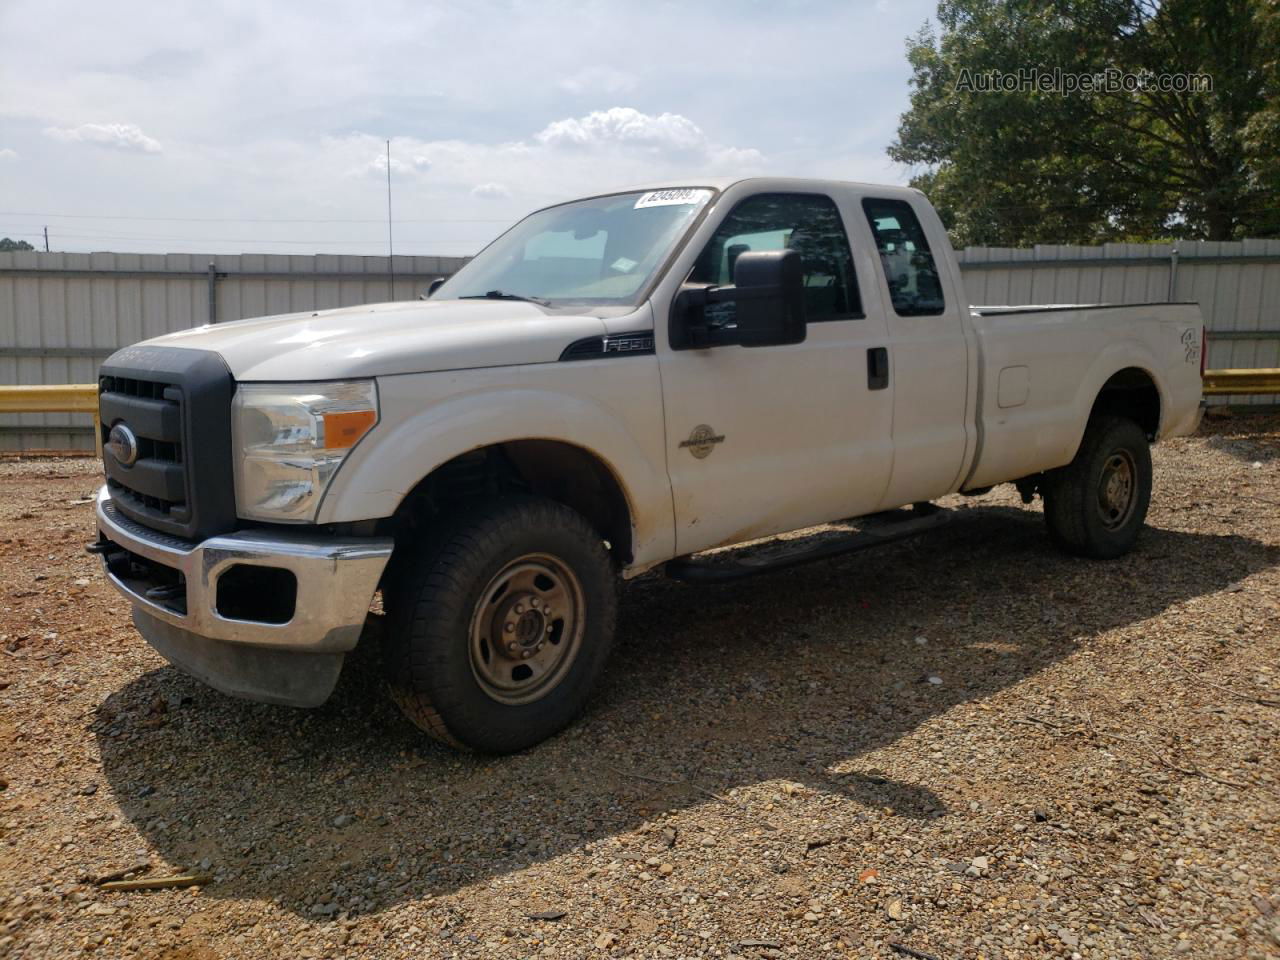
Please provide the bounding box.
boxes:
[867,347,889,390]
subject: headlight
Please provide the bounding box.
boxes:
[232,380,378,523]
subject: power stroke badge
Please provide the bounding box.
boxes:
[679,424,725,459]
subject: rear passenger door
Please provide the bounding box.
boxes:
[860,196,972,506]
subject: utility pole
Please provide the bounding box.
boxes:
[385,139,394,294]
[43,226,49,252]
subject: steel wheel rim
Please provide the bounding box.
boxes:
[1096,449,1138,530]
[467,553,585,706]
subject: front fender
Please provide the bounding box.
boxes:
[315,366,675,572]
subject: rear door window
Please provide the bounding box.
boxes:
[862,198,945,316]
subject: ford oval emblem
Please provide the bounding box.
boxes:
[107,422,139,467]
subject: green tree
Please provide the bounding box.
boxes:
[0,237,35,251]
[890,0,1280,246]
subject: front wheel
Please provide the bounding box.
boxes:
[383,496,617,753]
[1042,415,1152,559]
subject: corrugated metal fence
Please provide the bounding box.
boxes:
[0,251,467,450]
[958,239,1280,382]
[3,238,1278,450]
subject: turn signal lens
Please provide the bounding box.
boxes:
[323,409,377,449]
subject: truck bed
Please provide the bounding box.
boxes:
[962,302,1204,490]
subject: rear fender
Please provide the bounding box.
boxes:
[1060,341,1166,464]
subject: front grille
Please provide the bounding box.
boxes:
[99,345,237,541]
[100,375,189,523]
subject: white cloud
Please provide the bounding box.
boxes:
[536,107,705,152]
[529,105,757,171]
[558,66,637,96]
[0,148,17,161]
[43,122,162,154]
[363,150,431,178]
[471,182,510,199]
[533,106,764,168]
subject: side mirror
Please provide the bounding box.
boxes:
[731,249,806,347]
[424,277,446,298]
[669,249,807,350]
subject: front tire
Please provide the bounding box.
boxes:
[1042,415,1152,559]
[384,496,617,753]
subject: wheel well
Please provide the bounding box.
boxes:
[392,440,634,563]
[1091,368,1161,438]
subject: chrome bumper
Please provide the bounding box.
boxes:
[94,485,393,653]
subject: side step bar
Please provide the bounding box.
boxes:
[665,504,951,583]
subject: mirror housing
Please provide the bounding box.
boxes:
[731,249,805,347]
[669,248,806,349]
[425,277,446,298]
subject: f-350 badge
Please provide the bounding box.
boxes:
[679,424,725,459]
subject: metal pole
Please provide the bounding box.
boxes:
[207,262,217,324]
[385,139,395,297]
[43,226,49,252]
[1168,247,1179,301]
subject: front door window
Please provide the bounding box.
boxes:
[688,193,862,324]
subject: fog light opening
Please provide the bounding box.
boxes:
[215,564,297,625]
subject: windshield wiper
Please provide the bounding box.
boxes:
[459,290,552,307]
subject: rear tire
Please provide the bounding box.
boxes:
[383,496,617,753]
[1042,415,1152,559]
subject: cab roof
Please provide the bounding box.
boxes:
[611,176,923,199]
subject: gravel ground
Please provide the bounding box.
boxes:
[1,411,1278,960]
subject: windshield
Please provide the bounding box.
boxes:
[435,188,714,307]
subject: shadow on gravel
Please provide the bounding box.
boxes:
[94,504,1275,917]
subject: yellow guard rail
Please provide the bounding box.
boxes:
[0,384,101,456]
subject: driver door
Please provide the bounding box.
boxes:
[656,190,895,556]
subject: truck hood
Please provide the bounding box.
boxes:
[144,299,609,381]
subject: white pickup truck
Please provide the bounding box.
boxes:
[93,178,1205,752]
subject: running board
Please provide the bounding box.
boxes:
[665,505,951,583]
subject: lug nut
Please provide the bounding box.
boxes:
[505,623,515,633]
[529,597,540,609]
[507,642,518,654]
[521,650,531,659]
[545,623,554,633]
[515,604,525,614]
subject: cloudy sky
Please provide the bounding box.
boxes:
[0,0,935,257]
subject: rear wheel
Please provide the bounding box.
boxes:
[383,496,617,753]
[1042,415,1152,559]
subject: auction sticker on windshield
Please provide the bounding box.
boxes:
[634,188,711,209]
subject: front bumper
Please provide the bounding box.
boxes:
[94,485,393,706]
